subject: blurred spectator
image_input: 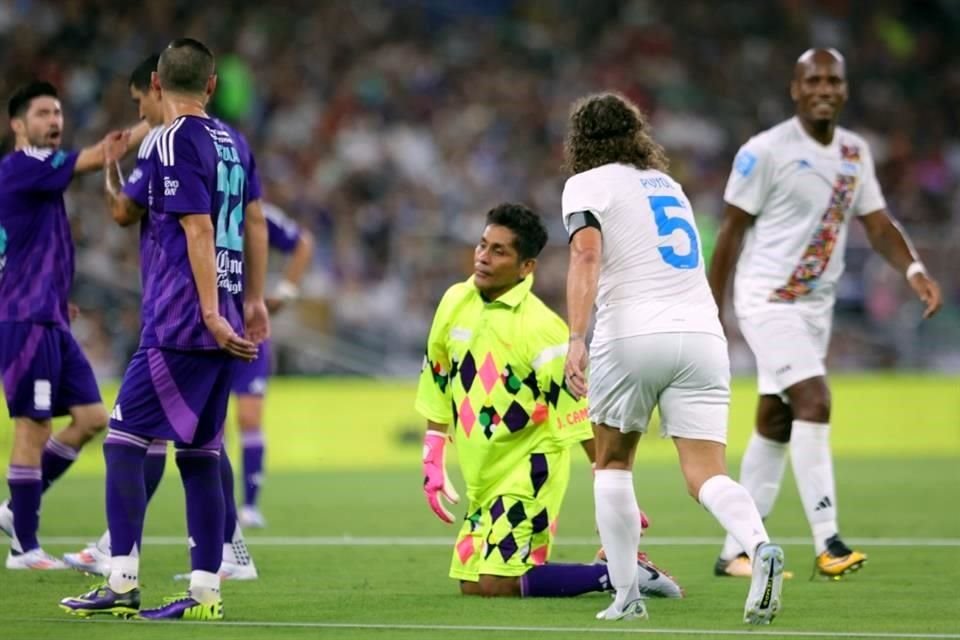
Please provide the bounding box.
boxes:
[1,0,957,375]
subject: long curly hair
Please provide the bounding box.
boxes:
[563,92,669,175]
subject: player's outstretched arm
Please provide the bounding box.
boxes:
[858,210,943,319]
[708,204,755,314]
[564,226,602,400]
[74,121,150,175]
[270,228,315,311]
[181,213,258,359]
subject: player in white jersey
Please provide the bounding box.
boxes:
[561,92,784,626]
[709,49,942,579]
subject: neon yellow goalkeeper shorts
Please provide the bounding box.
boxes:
[449,446,572,582]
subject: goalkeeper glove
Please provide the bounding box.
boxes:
[422,430,460,524]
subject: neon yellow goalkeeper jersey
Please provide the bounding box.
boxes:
[415,276,592,504]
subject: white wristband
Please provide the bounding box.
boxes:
[274,279,300,302]
[905,262,926,280]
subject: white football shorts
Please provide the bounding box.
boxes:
[737,311,832,396]
[587,332,730,444]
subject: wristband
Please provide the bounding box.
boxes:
[274,279,300,302]
[905,262,926,280]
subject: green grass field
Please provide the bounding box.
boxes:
[1,376,958,640]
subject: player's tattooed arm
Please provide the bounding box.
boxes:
[859,210,943,319]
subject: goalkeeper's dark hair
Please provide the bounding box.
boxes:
[7,81,59,120]
[129,54,160,92]
[486,203,548,261]
[158,38,215,94]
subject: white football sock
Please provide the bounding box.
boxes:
[108,554,139,593]
[594,469,641,609]
[96,529,112,554]
[699,475,769,562]
[720,433,788,560]
[189,570,222,604]
[790,420,838,555]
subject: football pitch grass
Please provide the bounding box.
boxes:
[1,375,958,640]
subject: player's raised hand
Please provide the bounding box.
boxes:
[422,430,460,524]
[102,130,130,164]
[908,272,943,320]
[204,314,258,361]
[564,336,589,400]
[244,299,271,344]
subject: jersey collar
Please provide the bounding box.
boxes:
[468,274,534,308]
[791,116,840,153]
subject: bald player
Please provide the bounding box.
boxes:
[709,48,942,579]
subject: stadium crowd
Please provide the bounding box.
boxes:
[1,0,957,377]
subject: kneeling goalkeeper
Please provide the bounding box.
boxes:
[415,203,681,599]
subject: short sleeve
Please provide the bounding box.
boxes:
[562,172,609,233]
[264,203,301,254]
[122,158,152,209]
[723,138,773,216]
[527,311,593,448]
[158,121,211,217]
[414,286,461,424]
[853,148,887,216]
[9,148,78,193]
[245,150,262,204]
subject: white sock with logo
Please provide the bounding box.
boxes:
[790,420,838,555]
[699,475,770,561]
[108,554,139,594]
[720,433,789,560]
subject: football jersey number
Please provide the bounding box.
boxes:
[216,161,245,251]
[648,195,699,269]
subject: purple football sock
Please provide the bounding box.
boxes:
[219,446,237,542]
[519,563,611,597]
[241,430,264,507]
[176,449,224,573]
[41,437,78,492]
[7,465,42,553]
[144,441,167,502]
[104,441,147,556]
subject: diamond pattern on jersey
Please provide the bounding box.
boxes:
[503,402,530,432]
[451,349,541,440]
[459,397,476,437]
[501,364,522,394]
[459,352,477,391]
[530,453,549,497]
[506,502,527,528]
[478,353,499,394]
[479,405,501,439]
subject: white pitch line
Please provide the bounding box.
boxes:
[42,535,960,547]
[41,618,960,639]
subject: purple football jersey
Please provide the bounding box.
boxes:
[263,202,302,254]
[123,125,164,335]
[0,147,79,328]
[141,116,256,350]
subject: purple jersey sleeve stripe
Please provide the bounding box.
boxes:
[146,348,199,442]
[1,323,44,394]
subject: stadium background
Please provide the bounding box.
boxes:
[0,1,958,638]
